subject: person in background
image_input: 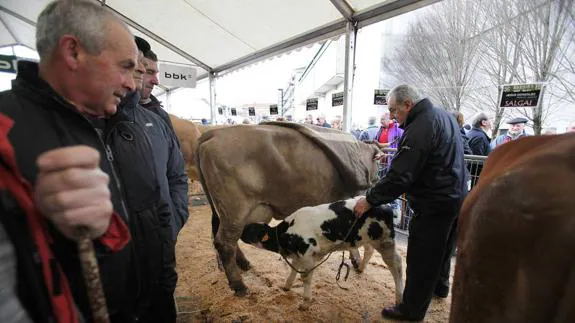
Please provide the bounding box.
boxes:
[491,117,529,149]
[466,112,492,188]
[359,116,379,142]
[317,114,331,128]
[304,114,314,125]
[354,84,466,322]
[467,112,492,156]
[104,36,185,322]
[452,111,473,155]
[567,121,575,133]
[375,112,404,149]
[139,49,178,135]
[133,37,189,242]
[331,115,343,130]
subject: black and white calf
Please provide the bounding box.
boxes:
[240,196,404,305]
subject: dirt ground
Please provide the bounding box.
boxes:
[174,201,452,323]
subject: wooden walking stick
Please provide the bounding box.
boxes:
[76,227,110,323]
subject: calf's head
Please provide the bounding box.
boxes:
[241,223,273,249]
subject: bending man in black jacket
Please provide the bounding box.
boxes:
[354,85,467,322]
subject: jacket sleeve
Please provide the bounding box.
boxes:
[366,121,433,206]
[166,129,189,239]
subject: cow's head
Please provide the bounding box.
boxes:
[359,142,383,185]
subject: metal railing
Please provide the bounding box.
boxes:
[377,148,487,233]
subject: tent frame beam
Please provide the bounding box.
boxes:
[329,0,355,21]
[0,6,36,27]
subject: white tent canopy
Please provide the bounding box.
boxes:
[1,0,437,79]
[1,0,439,128]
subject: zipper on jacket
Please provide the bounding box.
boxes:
[46,93,132,222]
[95,128,130,221]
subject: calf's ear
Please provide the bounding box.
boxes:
[262,233,269,242]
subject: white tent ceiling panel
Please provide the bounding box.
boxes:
[183,0,342,50]
[3,0,46,23]
[0,0,438,77]
[0,17,18,46]
[107,0,253,68]
[349,0,393,11]
[128,27,208,74]
[0,12,36,50]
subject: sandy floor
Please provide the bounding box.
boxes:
[174,203,452,322]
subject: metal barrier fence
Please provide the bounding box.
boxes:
[377,148,487,233]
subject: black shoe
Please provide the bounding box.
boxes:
[434,284,449,298]
[381,306,423,321]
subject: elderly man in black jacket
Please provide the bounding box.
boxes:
[354,84,467,321]
[467,112,492,156]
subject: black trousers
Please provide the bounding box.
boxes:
[399,201,459,317]
[437,217,458,290]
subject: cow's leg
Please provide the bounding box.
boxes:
[213,225,248,296]
[282,268,298,291]
[301,269,315,301]
[377,243,404,305]
[235,246,251,271]
[358,244,375,273]
[349,248,361,270]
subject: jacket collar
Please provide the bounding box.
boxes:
[118,91,141,112]
[12,61,79,114]
[402,98,433,128]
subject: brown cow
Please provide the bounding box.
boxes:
[168,114,202,181]
[451,133,575,323]
[196,124,382,296]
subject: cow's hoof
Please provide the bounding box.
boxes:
[231,283,249,297]
[236,259,251,271]
[281,286,291,292]
[234,289,248,297]
[298,300,312,311]
[350,258,360,271]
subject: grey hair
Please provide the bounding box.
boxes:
[36,0,123,60]
[472,112,489,128]
[387,84,422,105]
[368,116,377,125]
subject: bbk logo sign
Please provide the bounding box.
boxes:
[0,55,18,74]
[159,63,197,88]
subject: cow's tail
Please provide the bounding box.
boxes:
[194,132,220,240]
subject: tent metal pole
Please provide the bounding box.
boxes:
[342,21,357,132]
[209,73,217,124]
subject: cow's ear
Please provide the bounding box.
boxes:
[262,233,269,242]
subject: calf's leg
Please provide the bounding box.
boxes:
[349,248,361,270]
[301,269,315,301]
[377,242,404,305]
[358,244,375,273]
[283,268,298,291]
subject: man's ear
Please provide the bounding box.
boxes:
[59,35,82,71]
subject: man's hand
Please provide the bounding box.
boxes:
[34,146,113,240]
[354,197,372,217]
